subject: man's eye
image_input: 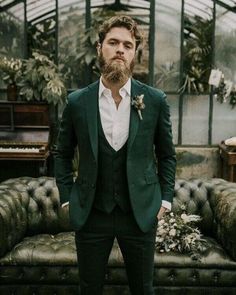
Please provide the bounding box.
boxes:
[125,44,132,49]
[109,41,116,45]
[124,43,133,49]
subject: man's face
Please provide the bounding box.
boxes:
[97,26,136,84]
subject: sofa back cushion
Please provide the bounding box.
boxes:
[2,177,227,237]
[0,186,27,256]
[173,178,227,236]
[1,177,72,235]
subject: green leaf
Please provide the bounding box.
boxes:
[85,52,95,65]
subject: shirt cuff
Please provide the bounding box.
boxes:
[161,200,171,211]
[61,201,69,208]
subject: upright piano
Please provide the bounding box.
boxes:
[0,101,51,181]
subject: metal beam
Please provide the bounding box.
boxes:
[148,0,155,86]
[0,0,23,13]
[208,0,216,145]
[214,0,236,13]
[178,0,185,145]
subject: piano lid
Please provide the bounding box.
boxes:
[0,101,50,144]
[0,101,50,130]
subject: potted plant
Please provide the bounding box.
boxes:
[179,15,213,94]
[19,52,66,105]
[0,56,23,100]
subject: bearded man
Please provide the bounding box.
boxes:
[54,15,176,295]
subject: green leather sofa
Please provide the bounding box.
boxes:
[0,177,236,295]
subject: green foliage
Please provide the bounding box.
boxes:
[59,8,116,88]
[76,9,116,72]
[27,18,56,60]
[0,56,23,84]
[230,88,236,108]
[180,15,213,94]
[19,52,66,105]
[0,12,23,56]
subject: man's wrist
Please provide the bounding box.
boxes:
[161,200,171,211]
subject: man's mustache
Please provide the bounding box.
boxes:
[111,56,126,62]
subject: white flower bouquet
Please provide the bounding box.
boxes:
[156,206,207,260]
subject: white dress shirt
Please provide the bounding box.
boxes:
[62,78,171,211]
[99,78,131,151]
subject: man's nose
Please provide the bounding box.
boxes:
[116,43,124,54]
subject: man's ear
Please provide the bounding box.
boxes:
[96,42,101,55]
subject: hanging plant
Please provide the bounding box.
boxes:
[179,15,213,94]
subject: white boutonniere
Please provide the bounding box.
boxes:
[131,94,145,120]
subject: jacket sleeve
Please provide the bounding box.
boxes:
[154,94,176,203]
[54,100,77,205]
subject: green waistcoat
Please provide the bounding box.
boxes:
[93,112,131,213]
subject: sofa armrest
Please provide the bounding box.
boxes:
[213,182,236,260]
[0,187,28,257]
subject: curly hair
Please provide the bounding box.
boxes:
[98,15,143,50]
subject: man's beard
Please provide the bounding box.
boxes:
[98,52,134,84]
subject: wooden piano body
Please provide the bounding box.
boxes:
[0,101,51,181]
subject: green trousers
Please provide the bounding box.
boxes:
[75,206,157,295]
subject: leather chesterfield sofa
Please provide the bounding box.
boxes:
[0,176,236,295]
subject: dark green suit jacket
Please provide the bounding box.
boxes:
[54,79,176,232]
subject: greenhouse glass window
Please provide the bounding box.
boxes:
[154,0,181,92]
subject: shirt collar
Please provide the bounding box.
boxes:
[99,77,131,98]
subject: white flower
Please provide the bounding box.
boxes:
[180,213,188,223]
[169,243,178,249]
[155,208,206,261]
[180,204,187,211]
[188,215,201,222]
[181,214,201,224]
[169,229,176,237]
[156,237,164,243]
[158,228,167,236]
[131,94,145,120]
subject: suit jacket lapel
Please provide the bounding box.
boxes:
[127,79,144,152]
[85,79,144,160]
[86,80,99,163]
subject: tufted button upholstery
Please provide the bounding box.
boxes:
[1,177,72,236]
[0,187,27,257]
[0,177,236,294]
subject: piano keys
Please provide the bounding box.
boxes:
[0,143,49,158]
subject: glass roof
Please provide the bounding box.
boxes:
[0,0,235,23]
[90,0,149,8]
[185,0,213,19]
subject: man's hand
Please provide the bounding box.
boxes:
[157,206,168,220]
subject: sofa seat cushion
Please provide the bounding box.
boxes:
[154,237,236,269]
[0,232,235,269]
[0,232,77,266]
[0,233,236,288]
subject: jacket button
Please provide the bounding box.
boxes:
[91,184,95,189]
